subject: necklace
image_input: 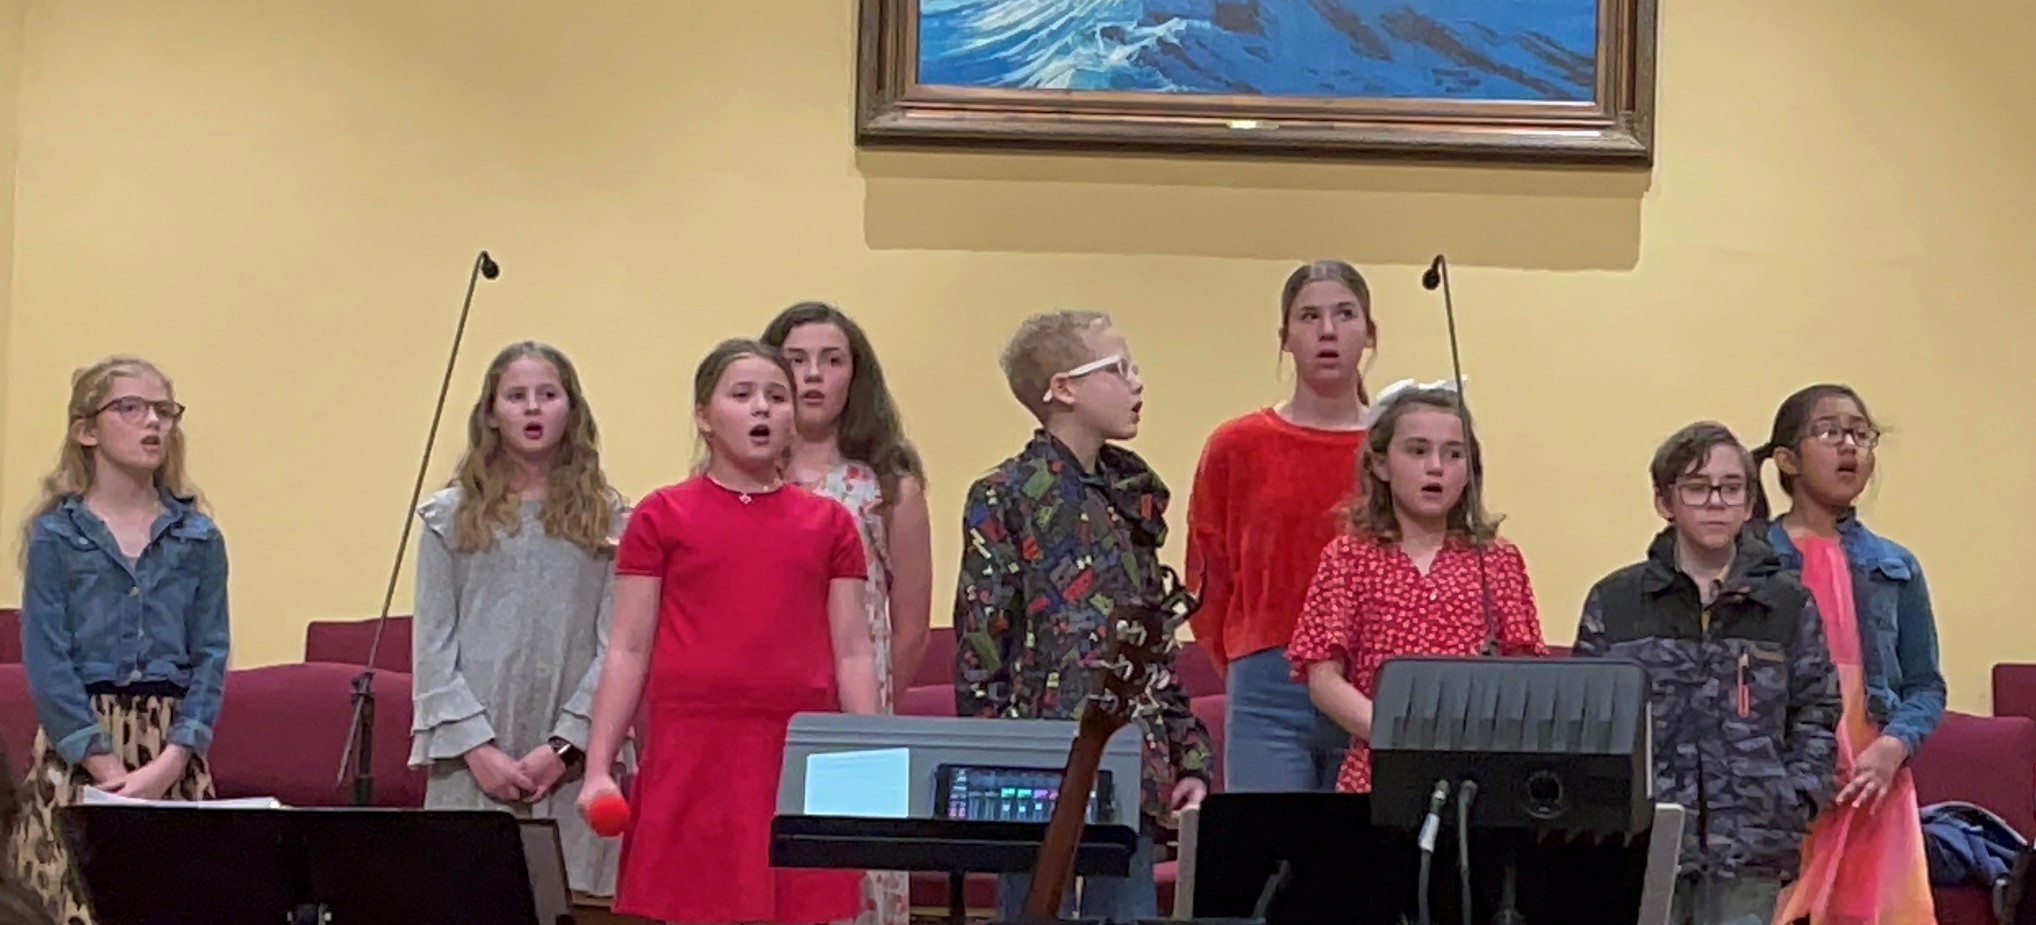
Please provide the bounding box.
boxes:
[707,473,781,505]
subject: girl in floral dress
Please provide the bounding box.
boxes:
[763,302,932,925]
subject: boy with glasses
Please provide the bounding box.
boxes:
[953,309,1212,923]
[1571,422,1840,925]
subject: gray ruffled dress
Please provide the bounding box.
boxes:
[408,487,633,896]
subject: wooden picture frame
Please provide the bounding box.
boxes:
[855,0,1658,166]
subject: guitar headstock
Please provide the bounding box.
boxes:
[1081,565,1201,737]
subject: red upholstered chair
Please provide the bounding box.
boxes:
[914,626,957,689]
[1993,664,2036,725]
[0,609,20,664]
[208,661,427,808]
[0,666,37,771]
[303,616,413,672]
[1910,710,2036,925]
[1173,642,1223,697]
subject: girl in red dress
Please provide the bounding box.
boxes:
[1287,383,1547,794]
[578,338,881,924]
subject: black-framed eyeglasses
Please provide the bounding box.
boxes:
[1806,421,1879,449]
[89,397,185,425]
[1674,480,1748,507]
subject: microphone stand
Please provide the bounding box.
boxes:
[336,250,500,806]
[1422,254,1500,658]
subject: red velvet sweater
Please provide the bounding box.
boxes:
[1185,408,1366,674]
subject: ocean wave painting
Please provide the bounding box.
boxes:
[916,0,1599,102]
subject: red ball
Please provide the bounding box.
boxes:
[585,792,630,837]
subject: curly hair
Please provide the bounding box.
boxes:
[448,342,622,556]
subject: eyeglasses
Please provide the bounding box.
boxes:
[1806,421,1879,449]
[1042,354,1139,402]
[90,397,185,425]
[1674,480,1748,507]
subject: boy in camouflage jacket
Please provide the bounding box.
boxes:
[1573,422,1840,925]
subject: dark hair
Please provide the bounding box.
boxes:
[1650,421,1756,496]
[1279,260,1376,404]
[1750,384,1879,520]
[1343,387,1500,543]
[761,302,926,513]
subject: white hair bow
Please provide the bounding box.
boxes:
[1359,377,1465,430]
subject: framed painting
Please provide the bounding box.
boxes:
[855,0,1658,165]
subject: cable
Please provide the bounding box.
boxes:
[1418,779,1451,925]
[1457,779,1477,925]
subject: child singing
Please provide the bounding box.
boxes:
[409,341,630,897]
[1572,421,1840,925]
[576,338,880,925]
[10,357,229,925]
[762,302,932,925]
[1287,383,1546,794]
[1757,385,1942,924]
[1187,259,1375,793]
[955,309,1212,922]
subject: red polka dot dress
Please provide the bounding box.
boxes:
[1287,534,1549,793]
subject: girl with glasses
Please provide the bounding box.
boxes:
[1756,384,1943,924]
[10,356,227,925]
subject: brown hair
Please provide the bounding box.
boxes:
[1342,387,1500,543]
[1650,421,1756,497]
[761,302,926,513]
[1750,383,1880,521]
[998,309,1113,420]
[448,342,622,557]
[19,356,203,567]
[1279,260,1376,403]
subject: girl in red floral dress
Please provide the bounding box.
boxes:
[1287,383,1547,793]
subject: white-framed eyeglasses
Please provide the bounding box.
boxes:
[1042,354,1138,402]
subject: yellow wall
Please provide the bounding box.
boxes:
[2,1,2032,713]
[0,0,21,501]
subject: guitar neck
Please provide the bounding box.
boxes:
[1022,737,1109,919]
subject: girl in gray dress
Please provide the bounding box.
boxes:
[408,341,631,897]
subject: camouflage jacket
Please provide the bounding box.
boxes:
[1572,527,1841,881]
[953,430,1213,831]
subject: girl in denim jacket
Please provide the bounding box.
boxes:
[1754,383,1944,924]
[9,357,229,925]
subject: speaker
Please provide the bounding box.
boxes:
[1369,656,1653,840]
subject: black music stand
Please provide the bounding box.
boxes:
[60,805,570,925]
[771,815,1138,925]
[1186,792,1671,925]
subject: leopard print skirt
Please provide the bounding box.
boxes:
[8,692,215,925]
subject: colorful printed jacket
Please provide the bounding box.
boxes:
[1572,527,1841,882]
[953,430,1214,830]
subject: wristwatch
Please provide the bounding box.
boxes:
[549,737,584,766]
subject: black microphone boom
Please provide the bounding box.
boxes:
[1423,254,1500,657]
[336,249,499,806]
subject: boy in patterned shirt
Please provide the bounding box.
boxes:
[954,309,1213,923]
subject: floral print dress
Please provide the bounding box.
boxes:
[806,460,910,924]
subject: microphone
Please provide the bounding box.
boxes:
[1424,254,1500,657]
[335,249,501,806]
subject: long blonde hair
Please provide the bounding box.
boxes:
[18,356,201,564]
[448,342,621,556]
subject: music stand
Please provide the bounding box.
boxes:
[1178,792,1682,925]
[61,805,571,925]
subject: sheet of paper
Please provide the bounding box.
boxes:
[82,786,285,809]
[803,747,911,818]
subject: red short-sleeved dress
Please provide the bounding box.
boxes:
[611,477,867,925]
[1287,535,1548,793]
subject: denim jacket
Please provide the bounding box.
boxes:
[20,491,231,764]
[1766,515,1946,756]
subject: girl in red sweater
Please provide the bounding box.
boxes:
[1287,385,1546,794]
[1185,260,1374,792]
